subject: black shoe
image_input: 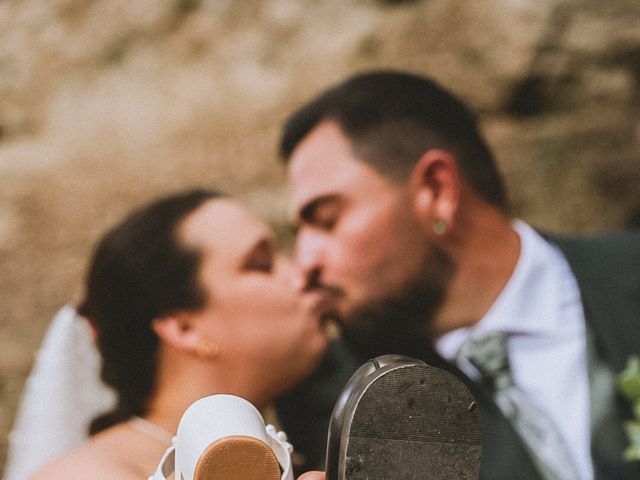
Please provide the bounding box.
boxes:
[325,355,481,480]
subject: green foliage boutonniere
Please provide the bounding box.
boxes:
[617,355,640,462]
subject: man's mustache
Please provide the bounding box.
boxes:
[303,268,343,297]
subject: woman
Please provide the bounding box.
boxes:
[26,188,329,479]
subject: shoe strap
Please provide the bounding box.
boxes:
[148,428,293,480]
[148,439,176,480]
[266,424,294,480]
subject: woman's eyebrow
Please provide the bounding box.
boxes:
[240,236,276,267]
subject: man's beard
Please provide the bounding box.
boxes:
[339,245,455,361]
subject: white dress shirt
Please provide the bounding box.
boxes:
[436,220,593,480]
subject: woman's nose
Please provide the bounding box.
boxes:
[275,254,305,290]
[294,229,325,282]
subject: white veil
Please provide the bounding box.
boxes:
[3,305,117,480]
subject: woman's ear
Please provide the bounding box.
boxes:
[153,312,220,359]
[152,312,200,353]
[408,149,460,234]
[83,317,99,342]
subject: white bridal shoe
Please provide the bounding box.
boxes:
[149,394,294,480]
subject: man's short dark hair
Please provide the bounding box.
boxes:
[280,70,508,210]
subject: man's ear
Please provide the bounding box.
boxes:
[152,312,200,353]
[409,149,460,233]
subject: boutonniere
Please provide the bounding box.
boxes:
[617,355,640,461]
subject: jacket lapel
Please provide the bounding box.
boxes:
[551,234,640,479]
[550,233,640,370]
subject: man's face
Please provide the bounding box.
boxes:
[288,121,453,357]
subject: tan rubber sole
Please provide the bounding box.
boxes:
[192,435,281,480]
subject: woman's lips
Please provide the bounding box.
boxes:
[309,291,340,324]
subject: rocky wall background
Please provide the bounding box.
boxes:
[1,0,639,471]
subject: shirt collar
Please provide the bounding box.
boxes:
[436,220,568,359]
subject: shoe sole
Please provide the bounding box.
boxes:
[193,435,281,480]
[326,355,481,480]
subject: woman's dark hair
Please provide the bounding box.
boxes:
[77,188,223,434]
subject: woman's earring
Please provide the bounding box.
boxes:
[195,342,219,359]
[433,219,448,235]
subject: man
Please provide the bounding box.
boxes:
[277,71,640,479]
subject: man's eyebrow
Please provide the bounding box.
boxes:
[298,194,341,224]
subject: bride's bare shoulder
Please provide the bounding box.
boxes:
[27,425,144,480]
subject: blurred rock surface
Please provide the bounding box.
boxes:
[1,0,639,470]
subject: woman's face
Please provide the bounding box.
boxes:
[178,198,329,401]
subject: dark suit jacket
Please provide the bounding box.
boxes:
[276,231,640,479]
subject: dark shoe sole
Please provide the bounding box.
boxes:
[326,355,481,480]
